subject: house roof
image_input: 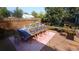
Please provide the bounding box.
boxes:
[22,14,34,19]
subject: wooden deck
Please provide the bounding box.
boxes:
[8,30,55,51]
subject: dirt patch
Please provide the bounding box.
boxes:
[45,30,79,51]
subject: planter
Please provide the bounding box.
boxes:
[66,33,74,40]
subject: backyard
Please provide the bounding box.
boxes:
[0,7,79,51]
[42,30,79,51]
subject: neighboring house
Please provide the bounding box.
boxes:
[22,14,34,19]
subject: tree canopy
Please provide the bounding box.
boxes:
[32,11,38,18]
[13,7,23,18]
[0,7,10,18]
[42,7,79,26]
[44,7,68,26]
[37,12,45,18]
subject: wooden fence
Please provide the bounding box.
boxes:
[0,18,41,30]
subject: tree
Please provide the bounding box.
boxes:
[66,7,79,18]
[13,7,23,18]
[67,7,79,21]
[37,12,45,18]
[32,11,38,18]
[44,7,68,26]
[42,7,79,27]
[0,7,10,19]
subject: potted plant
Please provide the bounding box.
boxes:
[66,30,75,40]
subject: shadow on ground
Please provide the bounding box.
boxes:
[0,39,16,51]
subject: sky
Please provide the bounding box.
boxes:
[7,7,45,14]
